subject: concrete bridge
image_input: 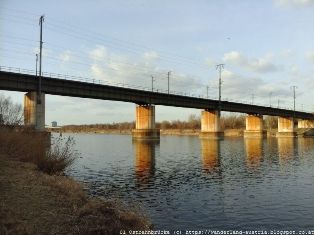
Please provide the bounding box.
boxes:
[0,69,313,139]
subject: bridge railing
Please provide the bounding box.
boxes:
[0,65,218,98]
[0,65,300,112]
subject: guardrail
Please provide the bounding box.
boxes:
[0,65,298,112]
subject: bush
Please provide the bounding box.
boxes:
[0,129,77,174]
[37,136,78,174]
[0,94,23,125]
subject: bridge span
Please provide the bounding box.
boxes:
[0,70,313,139]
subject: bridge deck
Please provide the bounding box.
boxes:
[0,71,313,119]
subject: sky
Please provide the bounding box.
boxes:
[0,0,314,125]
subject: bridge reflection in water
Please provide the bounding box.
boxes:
[200,139,220,173]
[244,138,263,169]
[297,138,314,157]
[277,137,296,164]
[133,140,158,184]
[131,136,314,183]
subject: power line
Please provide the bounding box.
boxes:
[0,10,224,97]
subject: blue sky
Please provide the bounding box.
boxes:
[0,0,314,125]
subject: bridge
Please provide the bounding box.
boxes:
[0,68,313,139]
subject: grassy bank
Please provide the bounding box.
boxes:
[0,129,151,234]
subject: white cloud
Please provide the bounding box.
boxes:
[204,57,217,68]
[88,50,203,94]
[280,49,294,58]
[223,51,278,73]
[305,51,314,63]
[290,64,299,74]
[90,64,108,80]
[89,45,107,61]
[217,70,292,105]
[59,50,72,63]
[143,51,159,61]
[275,0,314,7]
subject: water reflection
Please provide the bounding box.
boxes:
[69,134,314,230]
[298,138,314,156]
[133,140,158,184]
[277,138,296,164]
[244,138,263,169]
[200,139,220,173]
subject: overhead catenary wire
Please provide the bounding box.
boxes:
[1,8,271,105]
[0,12,212,84]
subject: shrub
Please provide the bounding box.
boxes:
[0,129,77,175]
[36,136,78,174]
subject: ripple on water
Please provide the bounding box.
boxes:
[61,133,314,230]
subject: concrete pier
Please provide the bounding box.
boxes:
[276,116,296,137]
[132,104,160,140]
[244,114,265,138]
[24,92,45,130]
[199,110,223,139]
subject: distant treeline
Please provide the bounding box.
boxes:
[58,114,278,132]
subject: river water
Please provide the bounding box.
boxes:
[62,133,314,230]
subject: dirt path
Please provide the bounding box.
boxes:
[0,155,150,234]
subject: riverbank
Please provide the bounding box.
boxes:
[49,128,314,138]
[48,128,245,137]
[0,154,151,234]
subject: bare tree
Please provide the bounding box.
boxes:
[0,94,23,126]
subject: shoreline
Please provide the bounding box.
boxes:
[0,154,151,234]
[48,128,314,138]
[48,128,246,137]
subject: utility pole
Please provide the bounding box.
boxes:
[269,92,272,107]
[38,15,44,104]
[290,85,297,119]
[277,99,280,108]
[151,75,155,92]
[167,71,171,94]
[251,94,255,105]
[206,86,209,99]
[35,53,38,76]
[216,64,224,117]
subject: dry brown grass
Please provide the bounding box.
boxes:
[0,130,152,234]
[0,129,76,174]
[0,129,44,161]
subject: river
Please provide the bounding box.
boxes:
[61,133,314,230]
